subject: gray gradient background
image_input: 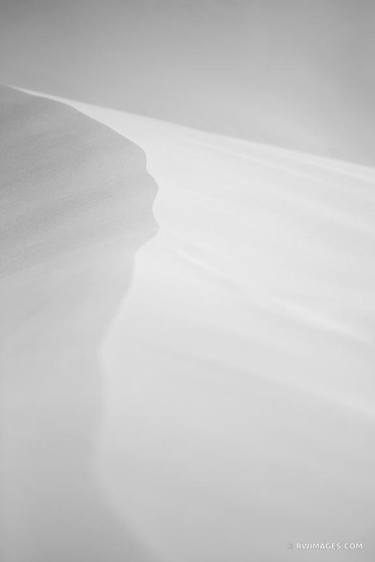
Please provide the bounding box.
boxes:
[0,0,374,165]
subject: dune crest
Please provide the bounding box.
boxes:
[1,87,375,561]
[0,87,159,562]
[63,95,375,561]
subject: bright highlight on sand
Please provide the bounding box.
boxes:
[1,85,374,562]
[0,2,374,560]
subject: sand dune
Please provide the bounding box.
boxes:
[1,0,374,165]
[1,87,375,561]
[0,86,158,562]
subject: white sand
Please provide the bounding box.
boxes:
[1,87,375,561]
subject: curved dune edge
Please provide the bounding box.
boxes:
[0,86,159,562]
[36,91,375,560]
[2,87,375,561]
[0,85,158,275]
[24,86,375,409]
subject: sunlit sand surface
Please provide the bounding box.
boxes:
[1,87,374,561]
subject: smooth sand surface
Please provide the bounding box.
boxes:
[0,86,158,562]
[1,87,375,561]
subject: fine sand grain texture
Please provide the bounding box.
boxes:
[1,86,375,562]
[0,86,158,562]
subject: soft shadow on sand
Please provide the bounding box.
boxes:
[0,87,159,562]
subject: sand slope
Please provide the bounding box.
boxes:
[0,86,158,562]
[71,97,375,561]
[1,87,375,561]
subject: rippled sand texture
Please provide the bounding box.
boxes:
[0,87,158,562]
[71,98,375,562]
[1,85,375,562]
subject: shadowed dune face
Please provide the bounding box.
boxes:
[0,87,159,562]
[0,86,158,273]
